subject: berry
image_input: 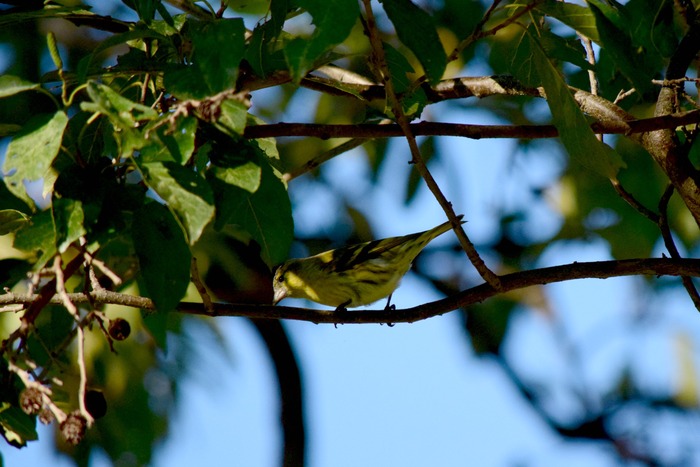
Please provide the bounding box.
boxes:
[19,387,43,415]
[60,411,87,445]
[38,408,54,425]
[108,318,131,341]
[84,389,107,419]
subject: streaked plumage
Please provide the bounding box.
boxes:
[272,216,463,310]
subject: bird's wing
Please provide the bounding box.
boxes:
[316,234,418,273]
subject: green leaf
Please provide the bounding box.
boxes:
[165,18,246,99]
[588,1,656,96]
[0,124,22,137]
[0,210,30,235]
[382,0,447,84]
[466,299,515,355]
[132,202,191,313]
[0,6,96,28]
[0,259,31,290]
[141,116,198,164]
[13,210,57,269]
[77,27,169,83]
[384,42,415,94]
[209,161,262,193]
[3,110,68,207]
[52,197,86,252]
[208,155,293,266]
[0,75,40,99]
[82,81,158,129]
[516,31,625,178]
[142,308,170,351]
[284,0,359,81]
[536,2,599,42]
[538,29,591,71]
[136,161,215,244]
[214,99,249,136]
[0,404,37,447]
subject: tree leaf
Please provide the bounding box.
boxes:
[141,116,198,164]
[0,404,38,447]
[588,1,657,96]
[3,110,68,208]
[136,161,215,245]
[382,0,447,84]
[77,27,170,83]
[214,99,249,137]
[208,156,292,266]
[0,210,29,235]
[132,202,191,313]
[52,197,86,253]
[0,75,40,99]
[164,18,246,99]
[284,0,359,81]
[13,210,57,269]
[515,31,625,179]
[536,2,599,42]
[82,81,158,130]
[209,161,262,194]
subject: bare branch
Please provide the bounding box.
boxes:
[657,185,700,311]
[3,258,700,324]
[243,110,700,140]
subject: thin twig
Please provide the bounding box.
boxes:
[360,0,501,289]
[657,185,700,311]
[190,257,214,313]
[613,88,637,105]
[610,179,660,222]
[579,34,601,142]
[8,362,66,424]
[53,256,94,427]
[283,137,369,182]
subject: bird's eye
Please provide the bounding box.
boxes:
[277,273,285,282]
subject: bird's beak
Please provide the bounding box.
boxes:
[272,287,286,306]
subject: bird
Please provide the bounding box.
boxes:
[272,216,464,311]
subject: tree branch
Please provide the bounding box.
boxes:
[641,16,700,227]
[243,110,700,141]
[3,258,700,324]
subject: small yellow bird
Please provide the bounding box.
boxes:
[272,216,463,311]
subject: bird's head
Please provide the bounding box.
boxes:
[272,259,305,305]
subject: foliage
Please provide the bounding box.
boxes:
[1,0,700,465]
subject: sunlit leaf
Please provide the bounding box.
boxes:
[208,154,292,266]
[141,116,198,164]
[82,81,158,129]
[0,75,40,99]
[136,161,215,245]
[3,110,68,207]
[536,2,599,42]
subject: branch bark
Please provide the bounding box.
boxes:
[641,17,700,227]
[3,258,700,324]
[243,110,700,140]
